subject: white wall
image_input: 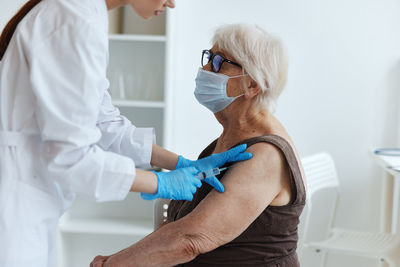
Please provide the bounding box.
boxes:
[168,0,400,266]
[0,0,25,30]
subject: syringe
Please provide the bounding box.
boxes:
[196,167,228,180]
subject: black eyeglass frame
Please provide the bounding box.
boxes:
[201,49,242,73]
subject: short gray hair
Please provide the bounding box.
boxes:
[212,24,288,112]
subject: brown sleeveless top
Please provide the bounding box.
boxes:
[167,135,306,267]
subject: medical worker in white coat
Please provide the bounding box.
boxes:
[0,0,252,266]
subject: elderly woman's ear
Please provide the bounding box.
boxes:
[244,79,262,99]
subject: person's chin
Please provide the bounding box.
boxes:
[140,13,152,20]
[131,6,152,20]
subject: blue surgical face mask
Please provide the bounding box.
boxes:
[194,68,247,113]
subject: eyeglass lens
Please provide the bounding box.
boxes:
[202,50,211,67]
[212,55,223,72]
[202,50,226,72]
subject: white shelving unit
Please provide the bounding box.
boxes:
[112,99,166,108]
[57,193,155,267]
[57,8,172,267]
[59,217,153,236]
[109,34,167,42]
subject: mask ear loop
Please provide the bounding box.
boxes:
[228,71,249,98]
[229,73,248,79]
[232,93,245,99]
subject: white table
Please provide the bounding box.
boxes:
[370,150,400,234]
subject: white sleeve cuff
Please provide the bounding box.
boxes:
[95,150,136,202]
[130,127,155,169]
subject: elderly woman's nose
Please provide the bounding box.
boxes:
[202,62,212,71]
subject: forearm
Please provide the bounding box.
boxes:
[104,220,208,267]
[150,144,179,170]
[130,169,157,194]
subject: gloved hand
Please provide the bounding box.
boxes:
[176,144,252,193]
[141,167,202,201]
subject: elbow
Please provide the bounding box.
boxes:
[181,232,220,261]
[181,235,201,261]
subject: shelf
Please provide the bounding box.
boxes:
[370,149,400,178]
[109,34,166,42]
[112,100,165,108]
[59,217,153,236]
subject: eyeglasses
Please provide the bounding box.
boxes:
[201,49,242,73]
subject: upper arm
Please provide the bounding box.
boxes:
[180,143,289,252]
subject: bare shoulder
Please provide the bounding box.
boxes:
[216,140,288,204]
[243,140,293,206]
[243,141,288,178]
[247,141,284,160]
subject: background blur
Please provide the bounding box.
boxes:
[1,0,400,266]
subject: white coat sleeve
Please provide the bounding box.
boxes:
[96,90,156,169]
[29,21,135,202]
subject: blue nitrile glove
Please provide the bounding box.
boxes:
[141,167,202,201]
[176,144,253,193]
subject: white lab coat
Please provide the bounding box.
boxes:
[0,0,155,266]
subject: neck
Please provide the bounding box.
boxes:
[214,106,273,152]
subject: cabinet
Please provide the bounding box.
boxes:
[57,8,172,267]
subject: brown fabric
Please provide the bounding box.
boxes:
[168,135,306,267]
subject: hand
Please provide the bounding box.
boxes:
[90,255,109,267]
[90,254,129,267]
[91,248,135,267]
[176,144,253,192]
[141,167,202,201]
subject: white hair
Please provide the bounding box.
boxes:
[212,23,288,112]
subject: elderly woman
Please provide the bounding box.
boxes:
[91,23,306,267]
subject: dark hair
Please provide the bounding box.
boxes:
[0,0,42,60]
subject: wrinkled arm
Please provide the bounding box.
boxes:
[92,143,287,266]
[166,143,288,254]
